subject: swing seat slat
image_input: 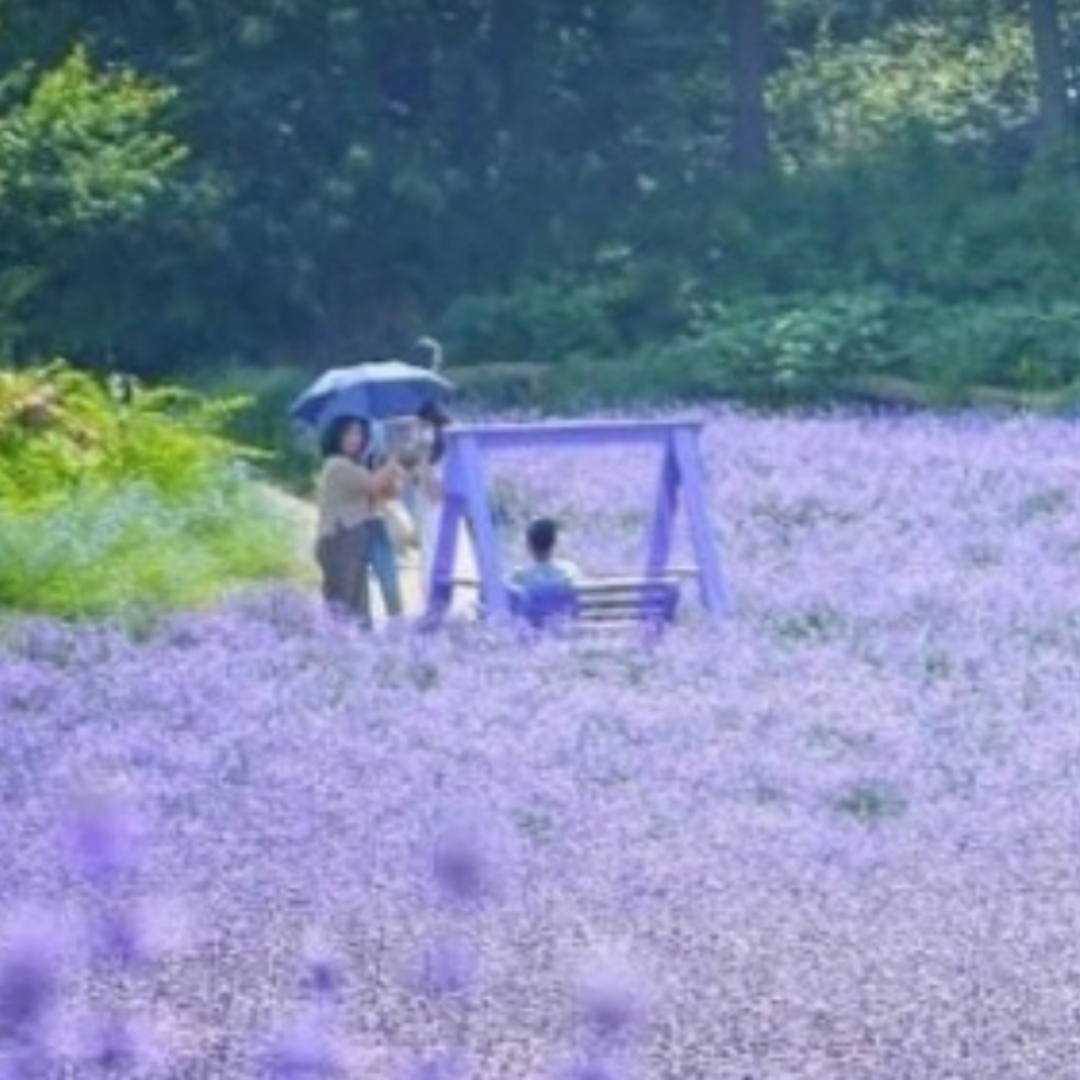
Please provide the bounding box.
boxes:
[507,576,681,628]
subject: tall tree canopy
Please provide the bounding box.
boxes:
[1,0,1079,405]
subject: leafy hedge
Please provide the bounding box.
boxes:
[0,362,304,617]
[536,289,1080,412]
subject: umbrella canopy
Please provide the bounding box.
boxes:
[288,360,454,430]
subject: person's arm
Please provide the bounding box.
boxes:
[372,458,406,498]
[325,456,403,499]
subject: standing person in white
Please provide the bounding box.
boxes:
[401,400,450,586]
[402,337,451,587]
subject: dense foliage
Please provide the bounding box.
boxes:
[2,3,1080,407]
[0,46,187,360]
[4,411,1080,1075]
[0,363,305,616]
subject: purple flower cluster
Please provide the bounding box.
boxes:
[3,410,1080,1076]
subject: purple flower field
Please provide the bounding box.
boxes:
[4,410,1080,1078]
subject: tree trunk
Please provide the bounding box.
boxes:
[1029,0,1070,152]
[728,0,770,175]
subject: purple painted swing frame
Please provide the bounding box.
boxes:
[424,419,731,625]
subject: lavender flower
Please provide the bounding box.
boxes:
[0,918,59,1040]
[61,791,143,887]
[86,905,144,971]
[5,412,1080,1077]
[401,1052,464,1080]
[430,822,492,905]
[297,928,345,1003]
[412,935,478,1000]
[260,1018,346,1079]
[555,1062,625,1080]
[572,957,650,1043]
[0,1045,52,1080]
[78,1013,141,1073]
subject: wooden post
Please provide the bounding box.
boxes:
[672,426,730,617]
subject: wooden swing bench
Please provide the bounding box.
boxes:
[507,575,683,628]
[422,420,731,629]
[436,569,690,628]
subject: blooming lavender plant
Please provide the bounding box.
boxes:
[0,928,56,1041]
[572,956,649,1045]
[413,936,478,1001]
[0,916,60,1067]
[430,821,494,908]
[2,411,1080,1076]
[549,952,651,1080]
[260,1017,347,1079]
[61,790,144,889]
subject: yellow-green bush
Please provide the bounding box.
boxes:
[0,362,307,617]
[0,362,251,507]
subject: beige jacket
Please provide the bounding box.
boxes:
[316,455,399,538]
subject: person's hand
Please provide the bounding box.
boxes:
[394,447,421,470]
[388,459,409,487]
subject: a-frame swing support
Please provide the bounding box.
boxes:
[425,419,731,624]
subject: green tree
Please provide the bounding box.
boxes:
[728,0,771,175]
[0,45,188,361]
[1028,0,1070,151]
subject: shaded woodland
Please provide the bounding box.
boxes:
[3,1,1080,407]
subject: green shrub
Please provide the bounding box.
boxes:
[0,361,254,508]
[0,361,308,617]
[894,298,1080,393]
[547,289,1080,412]
[188,362,318,494]
[436,278,622,366]
[0,477,303,618]
[612,290,897,407]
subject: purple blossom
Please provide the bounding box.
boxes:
[296,929,345,1002]
[260,1018,346,1079]
[0,918,59,1040]
[412,936,478,1000]
[61,791,143,887]
[400,1052,465,1080]
[78,1013,141,1073]
[86,906,143,971]
[430,822,493,905]
[572,957,649,1043]
[554,1058,627,1080]
[84,895,191,974]
[0,1045,52,1080]
[3,412,1080,1076]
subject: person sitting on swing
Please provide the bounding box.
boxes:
[509,517,582,592]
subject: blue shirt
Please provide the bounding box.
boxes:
[509,559,581,591]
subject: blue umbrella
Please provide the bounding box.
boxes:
[288,360,454,430]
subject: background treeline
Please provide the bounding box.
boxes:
[2,0,1080,410]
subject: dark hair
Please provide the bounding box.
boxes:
[417,400,451,464]
[526,517,558,560]
[417,400,449,426]
[319,414,369,460]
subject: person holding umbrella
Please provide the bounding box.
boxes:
[401,399,451,582]
[292,350,455,619]
[315,415,406,626]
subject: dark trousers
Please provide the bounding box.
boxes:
[316,523,369,620]
[316,519,403,626]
